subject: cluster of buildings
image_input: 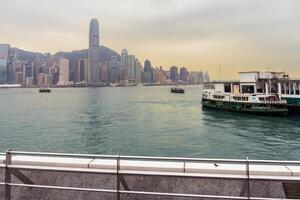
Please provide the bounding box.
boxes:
[0,18,210,87]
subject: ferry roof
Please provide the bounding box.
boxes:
[239,71,284,74]
[279,79,300,82]
[204,80,239,84]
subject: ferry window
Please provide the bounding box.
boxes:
[233,97,240,101]
[266,96,276,101]
[296,90,300,95]
[259,97,265,101]
[213,95,224,99]
[224,84,231,93]
[257,88,263,93]
[204,85,215,90]
[242,85,254,93]
[233,96,248,101]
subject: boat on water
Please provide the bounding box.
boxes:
[202,90,288,116]
[201,71,297,116]
[39,86,51,93]
[171,87,185,93]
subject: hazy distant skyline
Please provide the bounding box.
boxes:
[1,0,300,79]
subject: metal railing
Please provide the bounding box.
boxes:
[0,150,299,200]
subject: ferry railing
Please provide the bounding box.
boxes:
[262,100,287,105]
[0,150,300,200]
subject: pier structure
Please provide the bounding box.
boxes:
[0,151,300,200]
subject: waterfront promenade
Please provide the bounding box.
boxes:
[0,150,300,199]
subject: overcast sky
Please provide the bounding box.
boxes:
[1,0,300,79]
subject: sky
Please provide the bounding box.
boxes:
[1,0,300,79]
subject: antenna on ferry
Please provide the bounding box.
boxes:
[218,65,221,81]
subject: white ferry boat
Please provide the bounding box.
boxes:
[202,71,292,116]
[202,85,288,116]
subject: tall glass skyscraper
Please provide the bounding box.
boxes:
[0,44,10,84]
[89,18,100,84]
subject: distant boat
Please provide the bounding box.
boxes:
[39,86,51,93]
[171,87,185,94]
[0,84,22,88]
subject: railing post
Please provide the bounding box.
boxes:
[116,153,120,200]
[246,157,250,200]
[5,150,12,200]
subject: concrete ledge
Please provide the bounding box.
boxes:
[250,165,292,176]
[285,165,300,176]
[89,159,184,172]
[11,155,94,168]
[0,155,298,181]
[88,159,116,170]
[0,155,5,164]
[185,162,245,175]
[120,160,184,172]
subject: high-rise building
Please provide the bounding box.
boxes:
[58,58,69,85]
[153,67,166,83]
[128,55,136,80]
[143,59,153,83]
[74,58,85,82]
[15,72,24,84]
[25,77,34,87]
[170,66,178,82]
[99,62,109,81]
[190,71,204,84]
[0,44,10,84]
[134,58,142,82]
[23,61,34,82]
[179,67,188,82]
[38,73,52,86]
[204,71,210,82]
[121,49,129,80]
[83,58,90,83]
[109,56,120,82]
[89,18,100,84]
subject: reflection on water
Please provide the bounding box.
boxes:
[0,86,299,160]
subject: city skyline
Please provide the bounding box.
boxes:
[1,0,300,79]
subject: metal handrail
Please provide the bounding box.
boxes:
[2,150,300,200]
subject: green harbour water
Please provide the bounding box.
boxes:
[0,85,299,160]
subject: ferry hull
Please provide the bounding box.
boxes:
[281,96,300,113]
[202,98,288,116]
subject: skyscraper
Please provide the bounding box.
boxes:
[109,56,120,82]
[121,49,129,80]
[143,59,153,84]
[128,55,136,80]
[0,44,10,84]
[179,67,188,82]
[170,66,178,83]
[89,18,100,84]
[58,58,69,85]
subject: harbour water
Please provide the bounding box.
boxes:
[0,85,299,160]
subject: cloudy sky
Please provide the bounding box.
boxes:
[1,0,300,79]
